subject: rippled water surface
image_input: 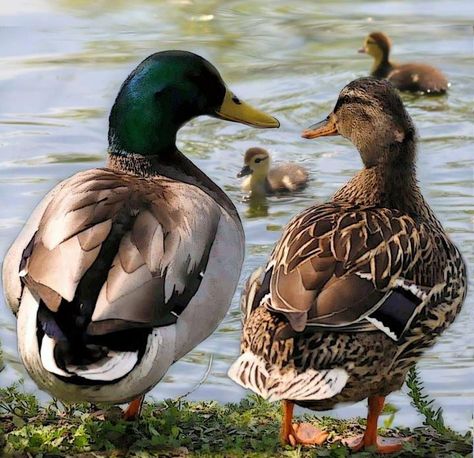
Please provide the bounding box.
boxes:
[1,0,473,431]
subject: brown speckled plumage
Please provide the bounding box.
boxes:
[229,78,467,414]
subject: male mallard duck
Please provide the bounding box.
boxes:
[359,31,449,94]
[3,51,279,418]
[237,147,308,195]
[229,78,466,453]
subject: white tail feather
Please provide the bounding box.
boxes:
[40,335,71,377]
[40,335,138,381]
[228,351,348,402]
[67,350,138,381]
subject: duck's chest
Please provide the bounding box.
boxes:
[242,175,268,195]
[156,179,245,359]
[396,246,467,363]
[419,252,466,332]
[173,205,245,360]
[160,177,245,282]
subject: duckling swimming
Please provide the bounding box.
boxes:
[359,31,449,94]
[237,147,308,195]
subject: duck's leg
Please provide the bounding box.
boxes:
[280,400,329,446]
[122,395,144,420]
[344,395,406,454]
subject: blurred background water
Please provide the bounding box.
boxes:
[0,0,473,432]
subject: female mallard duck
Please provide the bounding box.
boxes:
[237,147,308,195]
[3,50,279,418]
[229,78,466,453]
[359,31,449,94]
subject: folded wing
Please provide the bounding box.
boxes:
[21,168,221,335]
[266,202,438,336]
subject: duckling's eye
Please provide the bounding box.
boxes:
[255,158,262,164]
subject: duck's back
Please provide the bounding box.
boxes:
[267,163,309,192]
[388,63,448,94]
[4,167,244,401]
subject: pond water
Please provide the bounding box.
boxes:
[1,0,473,432]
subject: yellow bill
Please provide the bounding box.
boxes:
[215,89,280,128]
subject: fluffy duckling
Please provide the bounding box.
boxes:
[3,51,279,419]
[229,78,466,453]
[237,147,308,195]
[359,31,449,94]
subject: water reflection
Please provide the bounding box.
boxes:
[244,193,269,218]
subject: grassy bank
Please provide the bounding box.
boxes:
[0,369,472,458]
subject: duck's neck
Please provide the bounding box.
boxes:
[107,150,239,220]
[371,52,393,79]
[333,141,429,217]
[108,149,180,177]
[108,99,180,157]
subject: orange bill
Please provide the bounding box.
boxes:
[301,115,339,139]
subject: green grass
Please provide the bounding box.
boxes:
[0,376,472,457]
[0,340,471,457]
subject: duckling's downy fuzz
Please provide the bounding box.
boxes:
[229,78,466,453]
[359,31,449,94]
[238,147,309,195]
[3,50,279,418]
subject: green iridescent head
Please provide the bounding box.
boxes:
[108,50,279,156]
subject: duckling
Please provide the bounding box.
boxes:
[3,51,279,418]
[229,78,466,453]
[237,147,308,195]
[359,31,449,94]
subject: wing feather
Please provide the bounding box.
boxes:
[20,168,222,335]
[266,202,436,332]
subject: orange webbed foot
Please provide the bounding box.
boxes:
[280,400,328,447]
[343,434,409,454]
[287,422,329,446]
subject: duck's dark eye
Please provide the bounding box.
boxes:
[255,158,262,163]
[154,88,167,101]
[232,95,242,105]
